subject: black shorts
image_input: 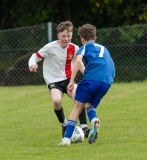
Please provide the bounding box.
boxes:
[48,79,71,94]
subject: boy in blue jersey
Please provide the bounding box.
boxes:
[59,24,115,145]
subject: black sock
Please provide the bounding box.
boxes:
[54,107,65,123]
[79,108,87,124]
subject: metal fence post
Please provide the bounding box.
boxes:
[47,22,52,42]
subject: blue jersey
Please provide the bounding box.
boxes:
[77,42,115,85]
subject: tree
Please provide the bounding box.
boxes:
[0,0,147,30]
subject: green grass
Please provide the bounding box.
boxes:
[0,82,147,160]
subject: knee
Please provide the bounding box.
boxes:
[74,103,84,113]
[52,98,62,108]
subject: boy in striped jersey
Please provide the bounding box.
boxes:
[28,21,89,139]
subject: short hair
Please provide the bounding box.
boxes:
[78,24,97,41]
[56,21,73,34]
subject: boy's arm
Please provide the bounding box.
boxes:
[28,44,49,72]
[28,53,42,72]
[68,54,83,93]
[78,61,85,74]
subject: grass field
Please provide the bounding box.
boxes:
[0,82,147,160]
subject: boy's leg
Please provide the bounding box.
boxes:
[54,107,67,138]
[86,106,100,144]
[79,108,90,137]
[68,83,89,137]
[87,82,111,144]
[49,88,67,138]
[59,102,85,145]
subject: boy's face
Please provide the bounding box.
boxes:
[57,30,73,48]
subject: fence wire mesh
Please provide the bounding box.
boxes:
[0,23,147,86]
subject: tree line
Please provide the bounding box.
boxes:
[0,0,147,30]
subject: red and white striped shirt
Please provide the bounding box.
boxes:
[29,40,79,85]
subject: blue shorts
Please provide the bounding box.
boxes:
[75,80,111,108]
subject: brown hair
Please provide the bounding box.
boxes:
[56,21,73,34]
[78,24,96,41]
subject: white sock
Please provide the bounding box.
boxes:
[62,118,67,127]
[80,124,87,129]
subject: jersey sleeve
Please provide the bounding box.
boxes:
[77,45,85,55]
[71,44,79,63]
[75,44,79,52]
[28,43,50,67]
[37,43,51,58]
[28,53,42,67]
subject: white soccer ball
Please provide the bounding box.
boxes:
[71,126,84,143]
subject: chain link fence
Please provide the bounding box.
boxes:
[0,23,147,86]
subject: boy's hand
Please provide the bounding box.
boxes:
[29,64,38,72]
[67,82,74,94]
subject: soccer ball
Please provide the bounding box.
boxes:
[71,126,84,143]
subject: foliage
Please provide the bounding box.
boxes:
[0,0,147,30]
